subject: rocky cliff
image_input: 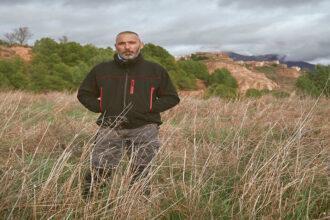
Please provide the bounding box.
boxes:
[0,46,32,61]
[197,52,280,93]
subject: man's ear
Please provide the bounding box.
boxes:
[140,41,144,49]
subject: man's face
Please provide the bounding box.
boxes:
[115,33,143,60]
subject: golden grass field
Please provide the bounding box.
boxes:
[0,91,329,219]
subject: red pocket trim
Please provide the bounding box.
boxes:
[149,86,155,112]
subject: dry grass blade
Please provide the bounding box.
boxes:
[0,91,328,219]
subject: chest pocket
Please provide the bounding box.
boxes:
[129,77,159,113]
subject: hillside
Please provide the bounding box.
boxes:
[0,45,32,61]
[188,52,304,94]
[192,52,279,93]
[250,63,300,93]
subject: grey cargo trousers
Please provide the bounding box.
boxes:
[91,123,161,173]
[83,124,161,198]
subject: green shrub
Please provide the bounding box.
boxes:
[142,43,176,71]
[29,37,114,91]
[191,53,208,61]
[29,63,70,91]
[208,68,238,88]
[169,69,196,90]
[296,65,330,97]
[205,84,238,99]
[0,70,12,89]
[58,42,85,66]
[177,60,209,81]
[255,66,277,75]
[33,38,59,57]
[205,68,238,99]
[86,48,114,66]
[245,89,274,98]
[142,43,197,90]
[271,90,290,98]
[0,58,30,89]
[296,75,319,96]
[0,39,9,46]
[70,62,90,87]
[309,65,330,97]
[245,89,263,98]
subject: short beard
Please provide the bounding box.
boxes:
[120,48,141,60]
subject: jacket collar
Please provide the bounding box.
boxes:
[113,53,143,67]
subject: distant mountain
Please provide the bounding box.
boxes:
[225,52,283,62]
[283,61,315,70]
[225,52,315,70]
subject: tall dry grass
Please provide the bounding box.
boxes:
[0,91,329,219]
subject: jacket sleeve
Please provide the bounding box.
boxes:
[77,67,101,113]
[151,67,180,113]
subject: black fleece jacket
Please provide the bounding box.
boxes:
[77,53,180,128]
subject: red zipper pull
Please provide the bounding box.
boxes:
[130,79,135,94]
[99,87,103,112]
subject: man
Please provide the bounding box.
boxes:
[77,31,180,197]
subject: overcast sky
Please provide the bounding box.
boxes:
[1,0,329,64]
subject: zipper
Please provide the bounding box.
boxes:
[123,70,128,108]
[130,79,135,95]
[149,86,155,112]
[99,87,103,112]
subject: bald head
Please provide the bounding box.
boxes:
[116,31,141,42]
[115,31,143,60]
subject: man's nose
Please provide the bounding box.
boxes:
[124,43,130,49]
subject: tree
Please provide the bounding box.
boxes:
[4,26,33,45]
[4,33,16,45]
[59,35,69,43]
[15,27,33,45]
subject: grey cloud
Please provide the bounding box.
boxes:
[148,2,330,62]
[217,0,325,9]
[0,0,329,64]
[0,0,52,5]
[0,0,143,7]
[61,0,142,8]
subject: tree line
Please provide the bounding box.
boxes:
[0,36,240,97]
[0,30,329,98]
